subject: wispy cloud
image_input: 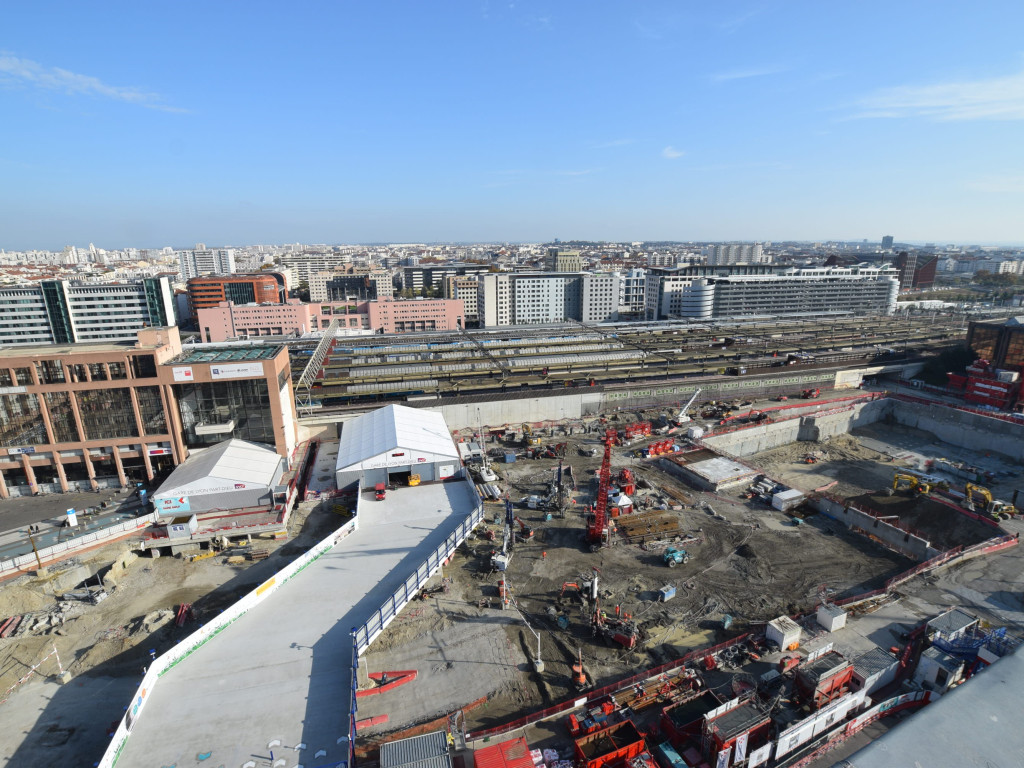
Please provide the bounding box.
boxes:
[851,68,1024,121]
[662,146,685,159]
[712,65,790,83]
[968,175,1024,193]
[0,53,186,113]
[718,8,762,33]
[591,138,634,149]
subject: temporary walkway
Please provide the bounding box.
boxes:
[113,480,479,768]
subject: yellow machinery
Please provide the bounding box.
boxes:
[893,474,924,493]
[965,483,1017,520]
[408,474,421,487]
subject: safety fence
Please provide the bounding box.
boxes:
[97,480,362,768]
[466,633,751,743]
[351,492,485,654]
[889,391,1024,425]
[0,512,159,576]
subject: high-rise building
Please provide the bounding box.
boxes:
[476,272,620,327]
[882,236,895,249]
[177,249,236,280]
[0,277,176,346]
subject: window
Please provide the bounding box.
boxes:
[0,393,47,447]
[75,388,139,439]
[108,362,127,380]
[0,369,11,388]
[130,354,157,379]
[35,359,66,384]
[44,392,80,443]
[87,363,108,381]
[174,379,274,448]
[135,386,167,435]
[69,364,89,383]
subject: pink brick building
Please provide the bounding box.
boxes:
[196,298,463,342]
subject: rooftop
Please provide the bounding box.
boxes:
[927,608,977,637]
[708,701,769,741]
[380,731,452,768]
[170,345,283,364]
[852,647,898,680]
[798,651,850,684]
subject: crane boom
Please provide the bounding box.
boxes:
[586,437,613,552]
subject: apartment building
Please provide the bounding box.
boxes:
[443,276,480,324]
[186,274,286,321]
[402,264,490,293]
[545,248,584,272]
[646,265,899,320]
[280,252,353,284]
[703,243,766,265]
[0,326,297,496]
[476,272,621,327]
[0,277,176,346]
[618,268,647,318]
[311,269,392,302]
[177,249,236,279]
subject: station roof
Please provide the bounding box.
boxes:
[152,439,284,500]
[336,404,459,471]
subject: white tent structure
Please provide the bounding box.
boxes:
[152,439,287,515]
[335,404,461,489]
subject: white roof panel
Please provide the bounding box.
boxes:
[336,404,459,472]
[153,439,284,499]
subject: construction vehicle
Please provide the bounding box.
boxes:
[521,423,541,446]
[675,388,702,425]
[592,599,642,649]
[965,483,1018,520]
[570,648,591,692]
[892,473,924,494]
[800,388,821,399]
[585,438,614,552]
[515,516,535,539]
[664,546,689,567]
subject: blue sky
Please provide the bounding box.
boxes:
[1,1,1023,249]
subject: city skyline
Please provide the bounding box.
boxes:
[2,2,1023,249]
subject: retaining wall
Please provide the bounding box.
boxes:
[887,397,1024,459]
[815,496,940,561]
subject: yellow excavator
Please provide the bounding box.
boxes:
[893,473,928,494]
[965,483,1018,521]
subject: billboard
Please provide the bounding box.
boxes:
[172,366,194,382]
[155,496,190,513]
[210,362,264,380]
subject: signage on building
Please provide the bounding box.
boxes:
[210,362,265,380]
[172,366,194,382]
[148,448,173,456]
[9,446,35,455]
[156,496,190,513]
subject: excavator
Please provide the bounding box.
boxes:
[892,473,927,494]
[965,483,1018,520]
[515,516,535,540]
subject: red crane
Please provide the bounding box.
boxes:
[586,438,613,552]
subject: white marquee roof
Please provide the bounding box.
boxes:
[336,404,459,472]
[153,439,284,499]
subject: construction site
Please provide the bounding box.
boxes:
[349,386,1024,767]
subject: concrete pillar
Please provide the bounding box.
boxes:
[160,384,187,465]
[140,444,155,482]
[21,454,37,495]
[36,392,58,445]
[0,469,9,499]
[127,388,146,443]
[53,458,69,493]
[112,449,127,487]
[83,452,98,491]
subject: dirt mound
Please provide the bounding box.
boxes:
[0,585,54,616]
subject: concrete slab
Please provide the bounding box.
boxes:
[113,480,479,768]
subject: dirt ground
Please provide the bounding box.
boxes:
[360,424,916,738]
[0,496,341,703]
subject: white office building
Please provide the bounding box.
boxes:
[703,243,767,265]
[646,265,899,320]
[0,277,176,346]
